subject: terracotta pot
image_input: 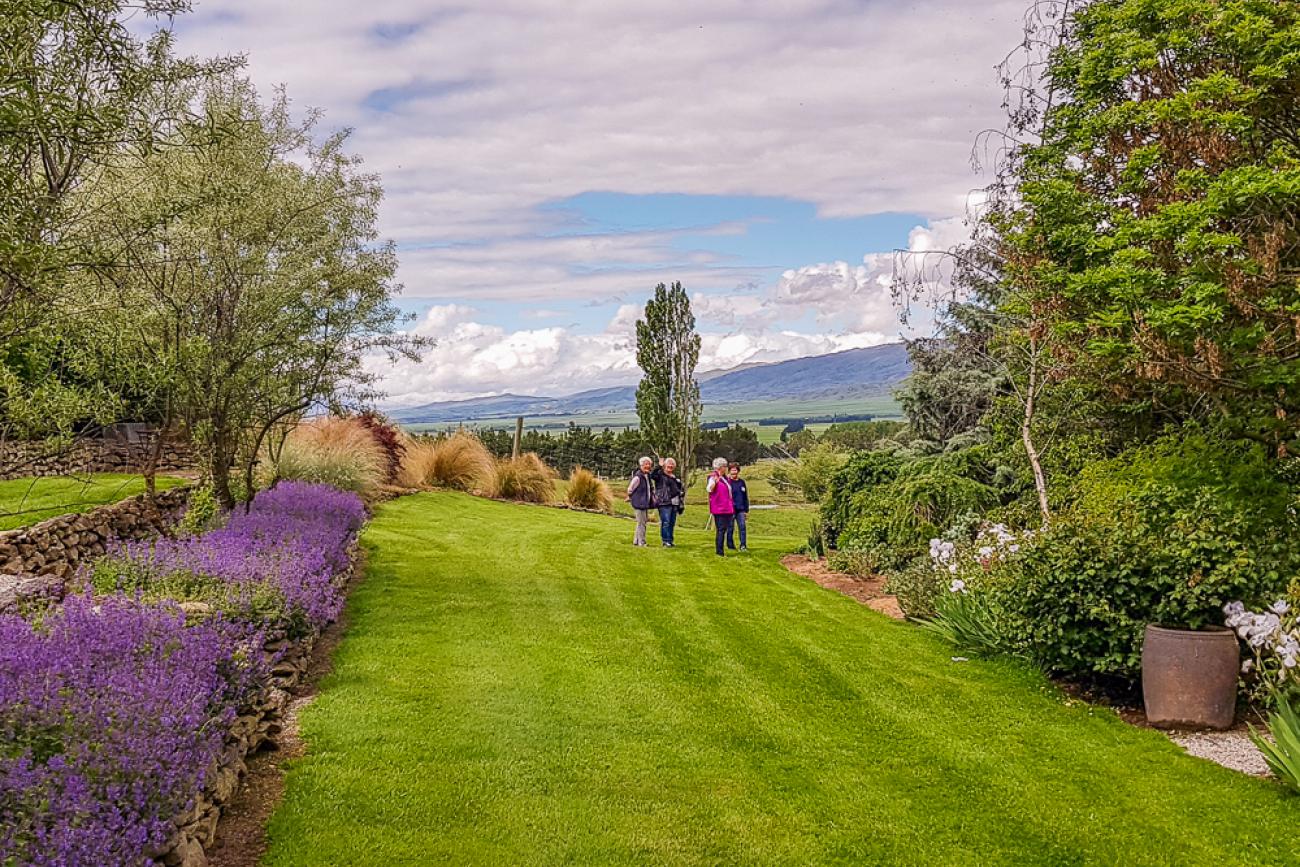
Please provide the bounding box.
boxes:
[1141,624,1239,730]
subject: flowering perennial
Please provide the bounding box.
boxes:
[0,482,364,867]
[0,596,265,866]
[106,481,366,631]
[1225,600,1300,696]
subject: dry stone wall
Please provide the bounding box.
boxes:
[149,548,360,867]
[0,487,189,613]
[1,435,195,481]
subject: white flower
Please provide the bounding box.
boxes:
[1008,544,1020,554]
[1272,600,1292,616]
[1242,659,1255,674]
[948,563,959,574]
[1223,601,1246,618]
[949,579,967,594]
[978,546,994,558]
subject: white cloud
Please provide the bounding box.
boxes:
[168,1,1018,401]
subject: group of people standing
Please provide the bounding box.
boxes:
[626,456,750,556]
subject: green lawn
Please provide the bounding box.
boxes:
[266,492,1300,865]
[0,474,184,531]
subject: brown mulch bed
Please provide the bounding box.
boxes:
[780,554,904,620]
[206,564,362,867]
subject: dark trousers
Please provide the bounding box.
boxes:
[657,506,677,544]
[727,511,748,549]
[714,513,734,556]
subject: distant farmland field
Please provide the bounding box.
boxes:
[402,395,902,435]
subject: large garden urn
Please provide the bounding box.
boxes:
[1141,624,1239,730]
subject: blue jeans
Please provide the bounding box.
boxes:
[727,511,748,549]
[657,506,677,545]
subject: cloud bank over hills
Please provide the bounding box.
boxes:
[170,0,1025,403]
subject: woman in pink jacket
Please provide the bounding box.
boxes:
[706,456,734,557]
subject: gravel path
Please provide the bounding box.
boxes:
[1169,729,1271,776]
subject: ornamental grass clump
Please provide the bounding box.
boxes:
[0,594,266,867]
[490,453,556,503]
[565,466,612,512]
[400,432,494,492]
[272,416,390,499]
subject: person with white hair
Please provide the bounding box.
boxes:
[650,457,684,547]
[626,456,654,546]
[706,456,735,556]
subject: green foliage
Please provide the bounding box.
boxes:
[176,486,220,538]
[88,558,306,637]
[917,589,1010,657]
[996,433,1299,679]
[769,443,847,504]
[886,559,946,619]
[1251,699,1300,794]
[817,420,907,451]
[635,282,702,480]
[989,0,1300,453]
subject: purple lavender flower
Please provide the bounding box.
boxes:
[2,482,363,866]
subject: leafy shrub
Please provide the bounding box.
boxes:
[357,410,406,483]
[769,443,847,502]
[401,432,495,492]
[490,453,556,503]
[818,450,904,545]
[887,558,946,618]
[826,546,877,577]
[272,416,389,498]
[838,466,999,572]
[565,466,613,512]
[177,484,220,537]
[1000,476,1297,680]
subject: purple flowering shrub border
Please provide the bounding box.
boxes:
[0,482,365,867]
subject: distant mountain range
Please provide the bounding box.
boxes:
[387,342,911,425]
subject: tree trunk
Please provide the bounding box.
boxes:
[512,416,523,460]
[1022,340,1051,526]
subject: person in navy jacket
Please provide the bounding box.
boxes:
[725,462,750,551]
[626,456,653,546]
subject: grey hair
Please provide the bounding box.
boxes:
[663,457,676,467]
[711,457,728,470]
[638,456,653,466]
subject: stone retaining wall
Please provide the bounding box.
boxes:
[0,487,190,612]
[1,434,195,481]
[150,548,360,867]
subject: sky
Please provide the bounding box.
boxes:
[165,0,1028,406]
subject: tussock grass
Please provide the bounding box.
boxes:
[399,432,494,492]
[489,452,556,503]
[564,466,613,513]
[272,416,388,498]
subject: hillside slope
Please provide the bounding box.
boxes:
[389,342,910,424]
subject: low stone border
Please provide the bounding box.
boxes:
[148,545,360,867]
[0,487,189,580]
[0,487,190,614]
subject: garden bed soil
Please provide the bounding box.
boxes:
[205,559,363,867]
[780,554,903,620]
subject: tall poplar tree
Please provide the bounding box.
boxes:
[635,282,702,481]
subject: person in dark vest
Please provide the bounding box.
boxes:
[626,456,653,546]
[650,457,684,547]
[726,462,750,551]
